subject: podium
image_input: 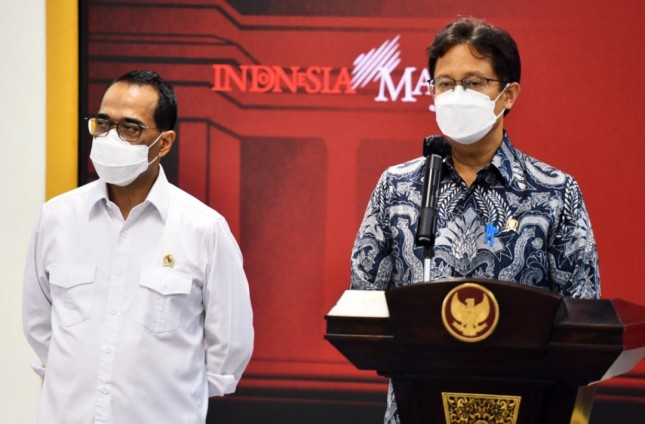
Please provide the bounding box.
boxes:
[325,278,645,424]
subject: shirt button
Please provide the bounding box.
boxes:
[121,231,128,238]
[115,269,123,276]
[99,386,110,394]
[103,346,113,354]
[110,309,118,315]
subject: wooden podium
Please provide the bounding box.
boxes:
[325,278,645,424]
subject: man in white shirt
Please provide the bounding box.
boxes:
[22,70,254,424]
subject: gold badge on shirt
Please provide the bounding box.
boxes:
[505,218,519,232]
[162,254,175,268]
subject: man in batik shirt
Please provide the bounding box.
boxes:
[350,17,600,424]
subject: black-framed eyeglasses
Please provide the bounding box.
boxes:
[427,77,501,95]
[86,117,161,144]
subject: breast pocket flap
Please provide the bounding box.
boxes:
[139,268,193,295]
[49,263,96,289]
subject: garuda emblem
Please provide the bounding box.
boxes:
[442,283,499,342]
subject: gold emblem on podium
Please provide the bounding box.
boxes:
[442,392,521,424]
[442,283,499,342]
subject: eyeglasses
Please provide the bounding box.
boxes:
[86,117,161,144]
[427,77,501,95]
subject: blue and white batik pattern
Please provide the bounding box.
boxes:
[350,133,600,424]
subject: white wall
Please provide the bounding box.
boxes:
[0,1,46,422]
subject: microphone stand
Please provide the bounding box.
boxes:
[415,136,448,282]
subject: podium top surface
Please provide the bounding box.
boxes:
[325,278,645,382]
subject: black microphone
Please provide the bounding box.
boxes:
[415,136,449,256]
[423,134,451,158]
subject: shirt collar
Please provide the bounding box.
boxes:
[444,132,518,185]
[87,180,109,219]
[87,166,171,222]
[146,166,171,222]
[490,132,517,185]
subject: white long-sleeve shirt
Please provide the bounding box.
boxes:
[23,167,254,424]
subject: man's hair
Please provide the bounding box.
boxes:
[112,70,178,131]
[427,17,521,86]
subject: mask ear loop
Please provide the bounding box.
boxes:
[493,83,511,102]
[148,131,164,149]
[493,83,511,119]
[147,131,165,165]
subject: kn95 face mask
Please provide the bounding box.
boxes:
[89,129,162,186]
[434,85,508,145]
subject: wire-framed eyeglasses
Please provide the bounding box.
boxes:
[427,77,501,95]
[86,117,161,144]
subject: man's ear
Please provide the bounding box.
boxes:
[503,82,520,111]
[158,131,176,159]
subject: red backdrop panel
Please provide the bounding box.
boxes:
[83,0,645,418]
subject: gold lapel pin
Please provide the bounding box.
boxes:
[162,254,175,268]
[505,218,519,232]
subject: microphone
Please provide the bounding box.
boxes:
[415,135,449,280]
[423,134,451,158]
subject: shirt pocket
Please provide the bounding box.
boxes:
[134,267,193,334]
[48,263,96,327]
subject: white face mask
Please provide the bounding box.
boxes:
[90,129,162,186]
[434,85,508,145]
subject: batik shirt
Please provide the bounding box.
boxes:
[350,133,600,424]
